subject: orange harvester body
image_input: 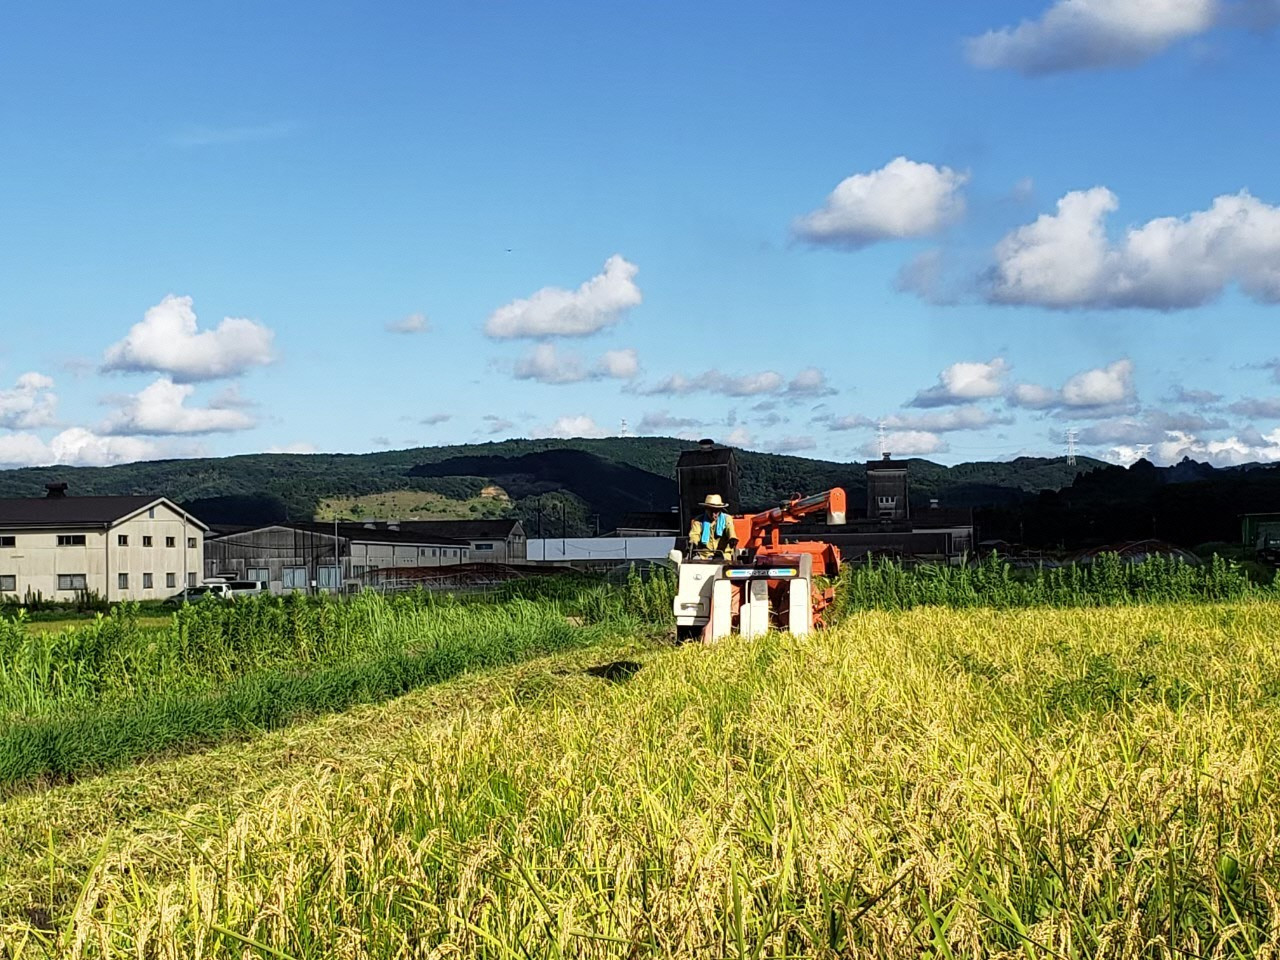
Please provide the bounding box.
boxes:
[732,487,846,627]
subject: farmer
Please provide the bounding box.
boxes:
[688,493,738,560]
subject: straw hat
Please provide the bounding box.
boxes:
[701,494,728,509]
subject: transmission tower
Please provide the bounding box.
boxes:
[1065,428,1078,466]
[877,420,888,458]
[619,418,630,437]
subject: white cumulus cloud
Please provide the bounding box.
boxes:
[102,295,275,382]
[988,188,1280,309]
[1011,359,1136,415]
[633,367,829,399]
[485,255,641,339]
[861,430,948,457]
[0,428,159,468]
[513,344,639,384]
[825,414,878,432]
[638,411,702,434]
[966,0,1217,74]
[0,372,58,429]
[1110,428,1280,467]
[597,348,640,380]
[886,405,1013,433]
[794,157,969,248]
[910,358,1010,407]
[547,415,609,439]
[785,367,836,397]
[103,377,257,435]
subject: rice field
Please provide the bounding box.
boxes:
[3,600,1280,958]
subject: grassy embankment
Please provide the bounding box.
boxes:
[316,486,512,521]
[3,602,1280,957]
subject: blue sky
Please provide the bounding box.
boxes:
[1,0,1278,468]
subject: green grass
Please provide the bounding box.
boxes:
[4,603,1280,957]
[0,576,671,794]
[828,553,1272,617]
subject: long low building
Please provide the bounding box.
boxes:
[337,519,527,562]
[0,483,207,602]
[205,521,472,593]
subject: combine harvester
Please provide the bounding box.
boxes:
[670,440,846,642]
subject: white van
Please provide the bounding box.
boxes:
[168,579,266,605]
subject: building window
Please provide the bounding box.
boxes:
[247,567,269,583]
[475,542,494,552]
[57,534,87,546]
[166,572,176,589]
[0,536,14,548]
[166,536,176,548]
[118,572,129,590]
[117,534,129,546]
[187,537,197,549]
[187,572,197,587]
[148,507,155,519]
[142,573,153,589]
[431,548,438,557]
[317,565,341,590]
[352,565,366,577]
[0,575,15,592]
[142,536,153,547]
[282,566,308,590]
[58,574,87,591]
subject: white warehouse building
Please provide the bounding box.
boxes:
[203,521,472,594]
[0,483,207,602]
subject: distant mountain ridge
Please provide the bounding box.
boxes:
[0,438,1111,535]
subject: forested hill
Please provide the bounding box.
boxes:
[0,438,1106,534]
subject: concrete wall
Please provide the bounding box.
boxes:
[0,501,204,602]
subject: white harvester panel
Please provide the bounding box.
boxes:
[710,578,735,641]
[672,550,817,640]
[673,557,719,628]
[787,553,814,635]
[739,579,771,637]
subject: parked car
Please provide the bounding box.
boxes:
[164,579,266,606]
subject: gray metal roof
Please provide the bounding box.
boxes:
[0,495,205,529]
[366,519,524,540]
[210,521,470,547]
